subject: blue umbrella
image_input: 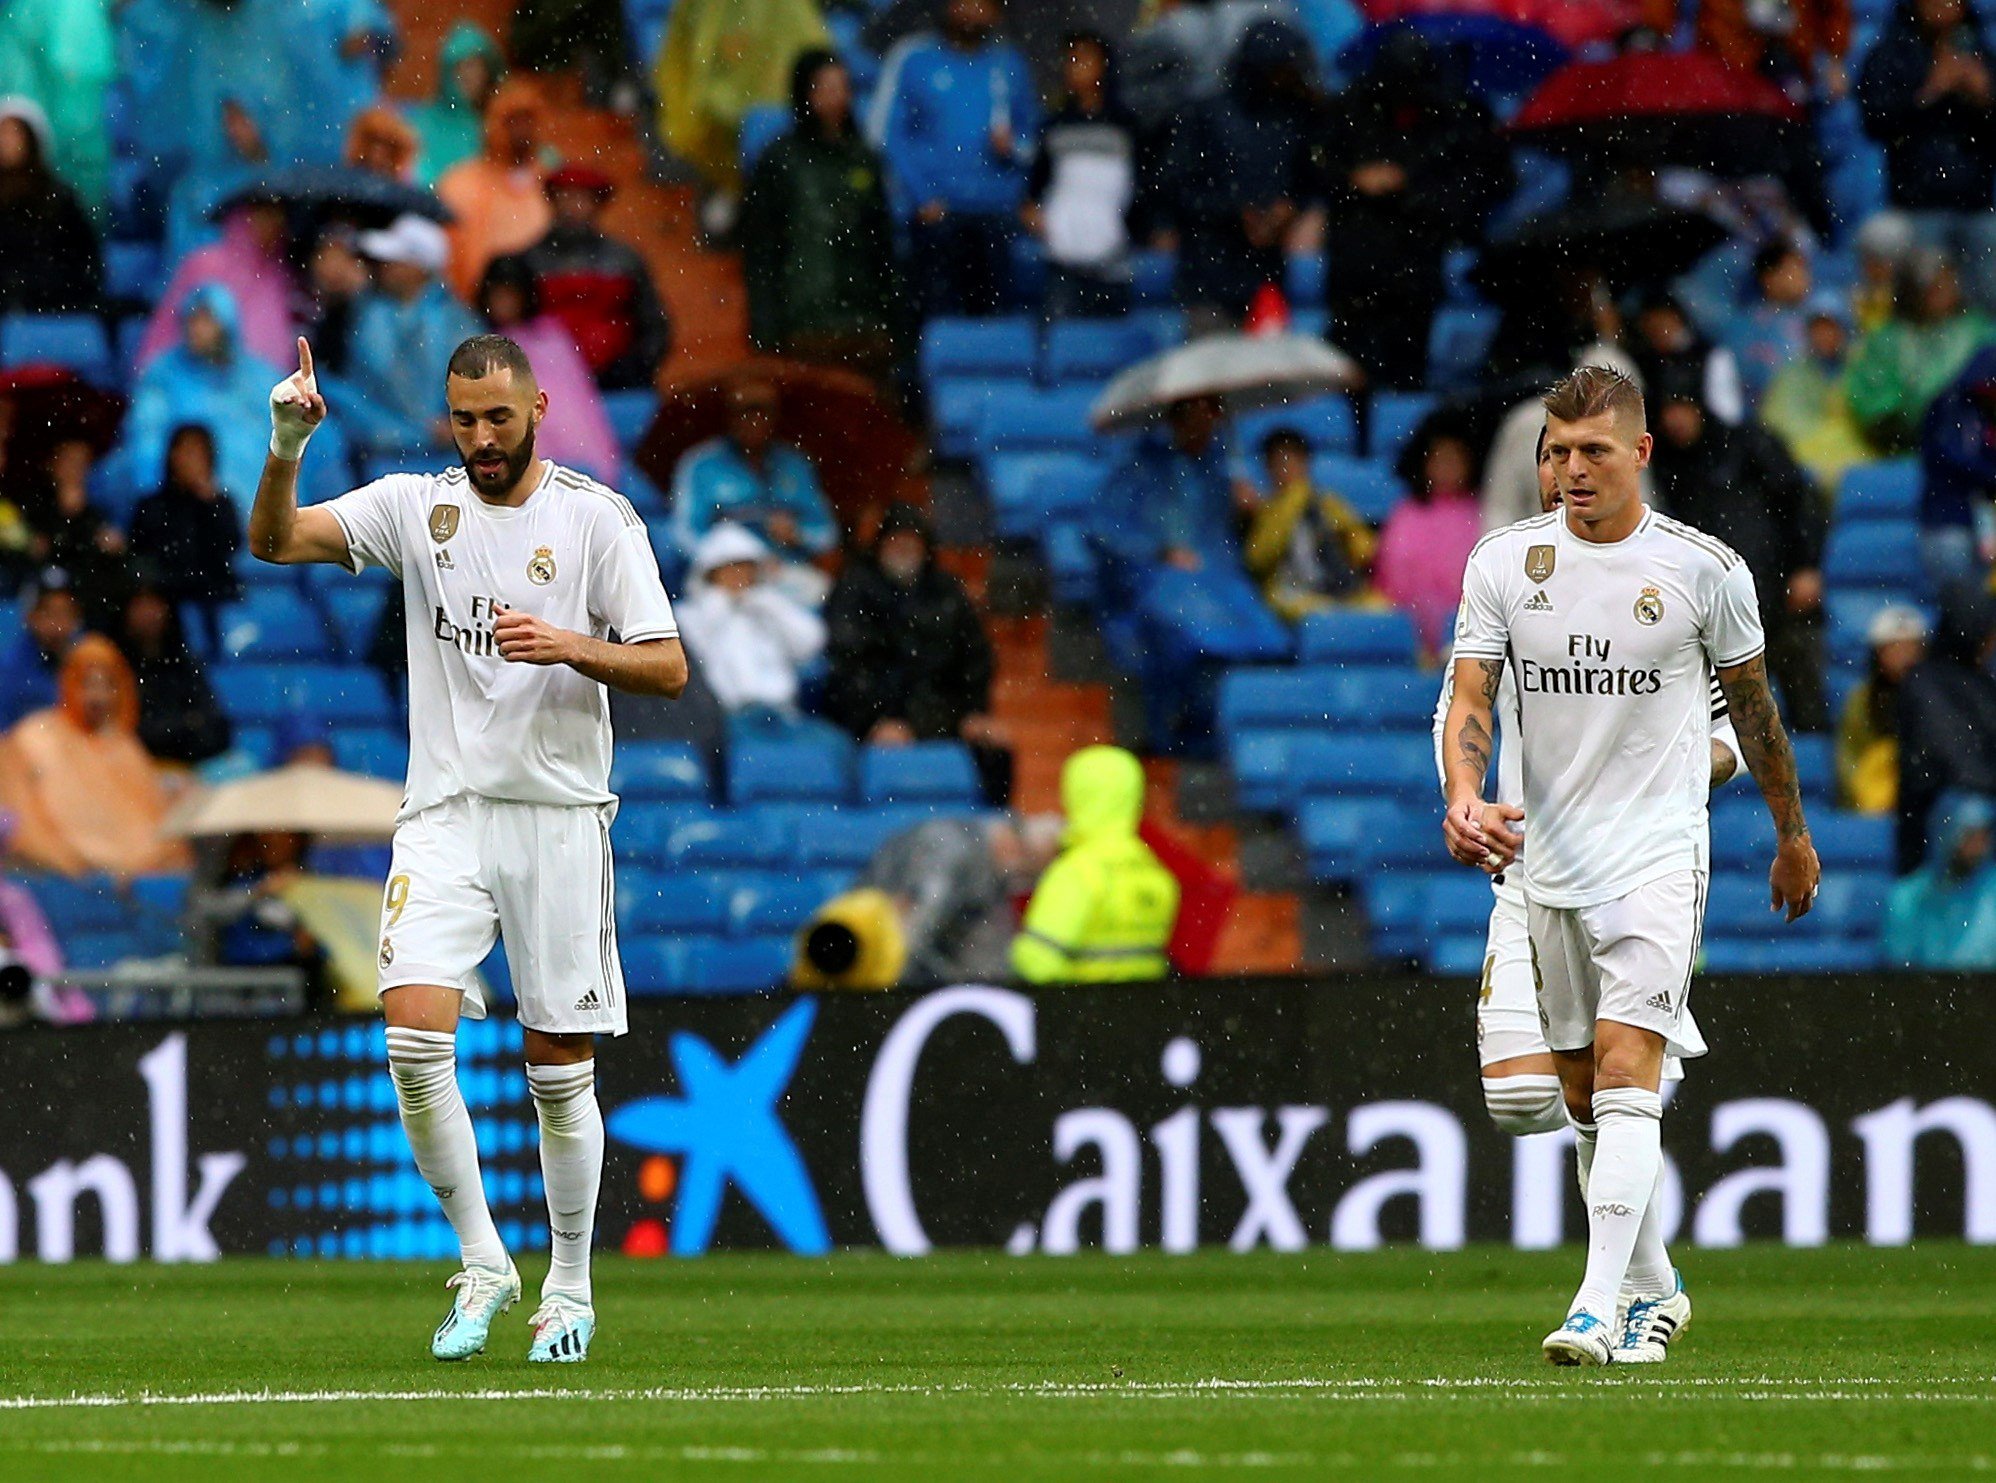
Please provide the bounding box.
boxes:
[1339,16,1567,102]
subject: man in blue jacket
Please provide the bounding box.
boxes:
[868,0,1041,317]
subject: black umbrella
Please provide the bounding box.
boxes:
[1472,199,1730,302]
[210,166,450,227]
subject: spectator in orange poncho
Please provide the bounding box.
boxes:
[436,79,555,301]
[0,635,190,879]
[345,105,420,183]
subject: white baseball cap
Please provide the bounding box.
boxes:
[1867,604,1929,647]
[356,213,449,274]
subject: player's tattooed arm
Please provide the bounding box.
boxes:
[1441,657,1521,872]
[1719,654,1821,921]
[1717,656,1805,841]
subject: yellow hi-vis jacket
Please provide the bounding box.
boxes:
[1010,746,1180,984]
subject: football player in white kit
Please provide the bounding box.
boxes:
[1433,427,1742,1142]
[250,336,688,1364]
[1440,367,1819,1367]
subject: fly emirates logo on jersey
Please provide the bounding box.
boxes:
[433,594,510,659]
[1516,634,1664,698]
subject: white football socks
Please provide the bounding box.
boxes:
[385,1027,508,1272]
[529,1060,603,1305]
[1483,1074,1566,1136]
[1570,1086,1663,1321]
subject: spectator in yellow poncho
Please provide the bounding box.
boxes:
[655,0,830,194]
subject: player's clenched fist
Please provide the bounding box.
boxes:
[269,336,327,461]
[1444,797,1524,875]
[495,609,577,666]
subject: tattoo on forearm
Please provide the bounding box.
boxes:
[1454,713,1492,789]
[1473,658,1503,705]
[1718,657,1807,842]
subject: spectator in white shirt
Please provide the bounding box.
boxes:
[673,523,827,724]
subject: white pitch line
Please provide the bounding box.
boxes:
[1,1377,1993,1412]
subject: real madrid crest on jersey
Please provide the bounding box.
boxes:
[1525,545,1556,584]
[1635,584,1665,625]
[428,504,459,543]
[528,545,557,585]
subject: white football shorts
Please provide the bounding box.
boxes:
[1525,869,1708,1062]
[1476,891,1547,1068]
[375,794,628,1036]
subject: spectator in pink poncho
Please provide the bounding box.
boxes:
[1372,421,1484,654]
[476,255,622,485]
[137,199,299,372]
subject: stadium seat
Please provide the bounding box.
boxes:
[981,451,1107,536]
[1296,608,1420,665]
[1702,938,1881,973]
[859,741,981,804]
[1231,729,1297,813]
[1361,870,1435,957]
[660,808,798,869]
[1285,251,1328,308]
[933,377,1028,459]
[1791,734,1834,800]
[319,583,391,661]
[1369,391,1438,459]
[1427,872,1496,936]
[1824,521,1924,591]
[1427,935,1489,977]
[682,935,791,993]
[1837,460,1921,520]
[737,103,789,175]
[1825,590,1930,667]
[1043,318,1171,382]
[104,240,164,305]
[975,385,1102,452]
[718,871,832,934]
[1807,809,1895,870]
[28,874,128,933]
[331,727,408,780]
[920,317,1037,383]
[1309,453,1407,524]
[727,735,853,805]
[1130,250,1175,304]
[1219,665,1434,736]
[0,313,115,386]
[619,871,729,934]
[1235,396,1358,459]
[611,740,710,802]
[1428,306,1498,388]
[789,804,946,868]
[621,936,687,995]
[62,929,141,970]
[1288,734,1435,800]
[602,389,656,452]
[219,590,334,662]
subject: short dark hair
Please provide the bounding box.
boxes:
[1542,364,1645,434]
[1259,426,1309,462]
[1753,238,1804,283]
[446,333,535,385]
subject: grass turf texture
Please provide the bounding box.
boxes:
[1,1245,1990,1481]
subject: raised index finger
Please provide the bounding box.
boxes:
[297,337,315,383]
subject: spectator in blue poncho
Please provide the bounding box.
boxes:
[123,283,285,518]
[340,215,481,457]
[1886,791,1996,967]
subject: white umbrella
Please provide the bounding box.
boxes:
[1089,333,1361,432]
[164,763,401,841]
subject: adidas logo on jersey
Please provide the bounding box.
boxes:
[1644,990,1675,1012]
[1523,590,1555,613]
[573,988,603,1013]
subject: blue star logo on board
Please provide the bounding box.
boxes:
[605,999,831,1255]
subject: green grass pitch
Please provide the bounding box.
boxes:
[1,1245,1991,1481]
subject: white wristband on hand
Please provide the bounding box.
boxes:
[270,424,313,462]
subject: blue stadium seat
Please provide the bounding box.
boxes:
[331,727,407,780]
[859,741,981,804]
[1837,460,1920,520]
[1044,519,1100,607]
[1824,521,1924,591]
[602,389,656,451]
[728,735,853,805]
[789,804,946,867]
[1791,734,1834,800]
[1427,872,1496,936]
[1296,608,1420,664]
[219,590,333,662]
[920,317,1037,383]
[1043,318,1171,382]
[314,665,395,726]
[1288,734,1434,799]
[1219,665,1434,735]
[663,808,798,869]
[621,936,687,995]
[129,874,187,954]
[1702,938,1881,973]
[1807,809,1894,870]
[1230,729,1295,812]
[1236,396,1358,458]
[1285,251,1328,308]
[319,583,390,661]
[717,871,831,934]
[682,935,791,993]
[1427,935,1490,976]
[933,377,1028,459]
[619,870,729,934]
[104,240,164,305]
[975,385,1101,452]
[28,874,127,932]
[981,451,1106,537]
[1,313,115,385]
[1428,305,1498,388]
[1825,590,1929,667]
[1310,453,1407,524]
[737,103,788,175]
[1369,391,1439,459]
[211,665,299,725]
[611,740,710,802]
[1362,870,1435,956]
[63,929,141,970]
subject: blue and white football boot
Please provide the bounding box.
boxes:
[431,1260,521,1361]
[527,1295,595,1363]
[1614,1271,1691,1364]
[1541,1310,1616,1366]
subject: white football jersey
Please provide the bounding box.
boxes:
[321,461,677,820]
[1452,506,1764,909]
